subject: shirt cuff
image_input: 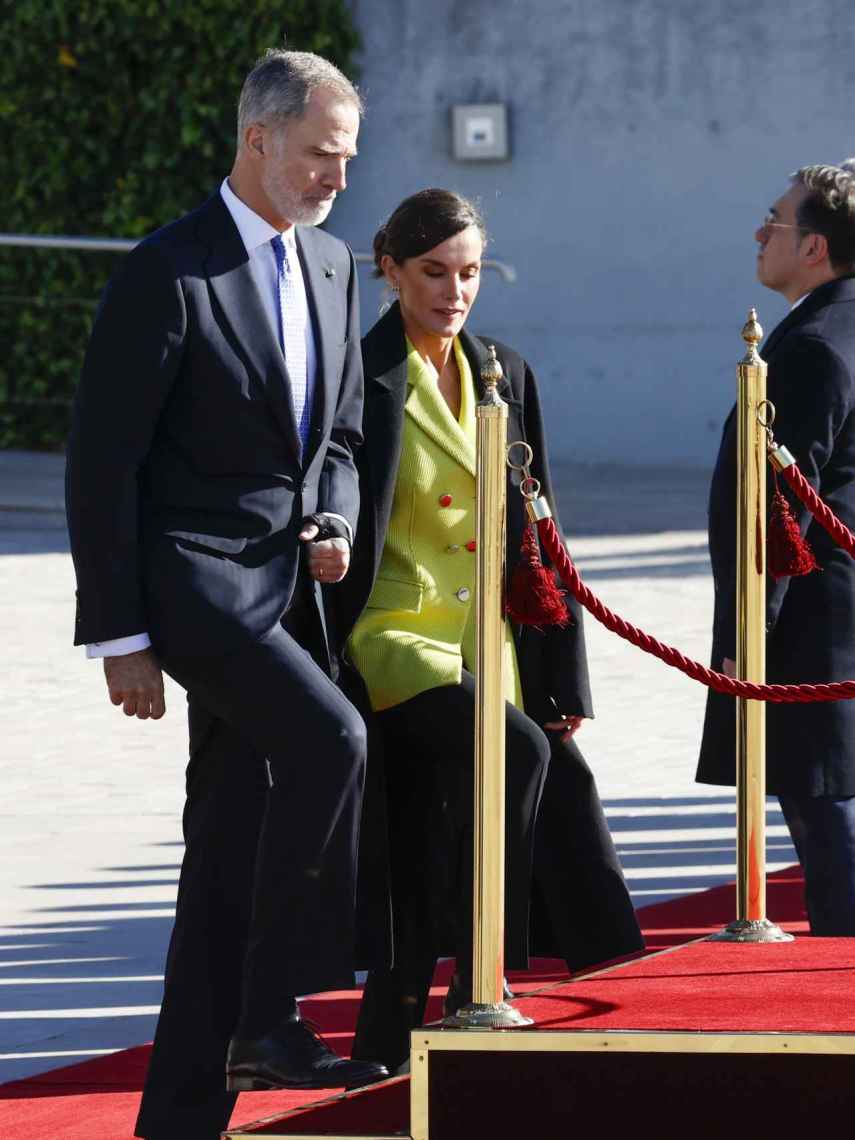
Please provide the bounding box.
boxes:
[86,633,152,659]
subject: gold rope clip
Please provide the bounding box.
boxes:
[757,399,796,471]
[507,440,552,521]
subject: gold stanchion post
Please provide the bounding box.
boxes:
[710,310,792,944]
[441,347,533,1028]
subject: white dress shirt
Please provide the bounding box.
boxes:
[87,178,339,660]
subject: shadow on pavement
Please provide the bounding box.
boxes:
[0,451,714,557]
[0,794,797,1084]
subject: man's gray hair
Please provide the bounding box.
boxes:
[237,48,363,145]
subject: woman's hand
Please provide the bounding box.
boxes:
[543,715,584,742]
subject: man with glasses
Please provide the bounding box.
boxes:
[698,164,855,936]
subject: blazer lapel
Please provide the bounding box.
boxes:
[295,228,342,467]
[405,368,477,477]
[200,196,302,457]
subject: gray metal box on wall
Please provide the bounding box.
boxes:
[452,103,509,160]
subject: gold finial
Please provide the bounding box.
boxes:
[741,308,764,360]
[481,344,504,391]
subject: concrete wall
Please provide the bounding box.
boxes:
[328,0,855,468]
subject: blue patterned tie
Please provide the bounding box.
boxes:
[271,234,311,451]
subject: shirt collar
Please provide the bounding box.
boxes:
[791,292,809,312]
[220,177,296,253]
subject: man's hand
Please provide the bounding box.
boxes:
[722,656,736,678]
[544,715,584,742]
[104,648,166,720]
[298,521,350,583]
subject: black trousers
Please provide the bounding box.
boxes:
[135,611,366,1140]
[529,734,644,971]
[779,793,855,935]
[351,674,550,1072]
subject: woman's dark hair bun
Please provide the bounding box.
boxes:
[371,188,486,278]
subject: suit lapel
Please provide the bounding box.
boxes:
[459,329,517,405]
[296,227,341,466]
[762,275,855,361]
[459,328,525,453]
[459,330,527,575]
[200,196,302,457]
[365,357,408,581]
[761,305,809,362]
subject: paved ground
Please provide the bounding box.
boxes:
[0,450,796,1083]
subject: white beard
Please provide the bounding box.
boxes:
[261,168,335,228]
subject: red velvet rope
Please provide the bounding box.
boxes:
[536,515,855,704]
[781,462,855,558]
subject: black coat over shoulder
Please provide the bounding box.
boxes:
[332,302,593,722]
[338,304,641,971]
[698,275,855,797]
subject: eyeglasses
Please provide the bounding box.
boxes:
[760,212,809,234]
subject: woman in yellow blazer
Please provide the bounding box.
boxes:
[332,189,642,1073]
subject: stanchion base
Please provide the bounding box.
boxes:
[708,918,794,943]
[439,1000,534,1029]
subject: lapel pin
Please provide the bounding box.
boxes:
[324,266,336,278]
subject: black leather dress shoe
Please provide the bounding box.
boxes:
[442,974,516,1018]
[226,1020,389,1092]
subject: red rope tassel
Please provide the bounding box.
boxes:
[768,480,818,580]
[505,523,570,627]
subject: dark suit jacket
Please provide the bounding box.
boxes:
[698,274,855,796]
[331,301,593,723]
[66,191,363,658]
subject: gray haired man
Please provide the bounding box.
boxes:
[66,49,387,1140]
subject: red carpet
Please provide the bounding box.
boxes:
[0,866,811,1139]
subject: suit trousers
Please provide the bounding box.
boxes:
[135,613,366,1140]
[779,793,855,936]
[351,673,550,1072]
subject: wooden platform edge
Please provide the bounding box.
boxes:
[221,1075,411,1140]
[223,1133,406,1140]
[415,1027,855,1055]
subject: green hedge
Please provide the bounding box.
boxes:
[0,0,359,450]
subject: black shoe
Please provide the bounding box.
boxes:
[442,973,516,1017]
[226,1019,389,1092]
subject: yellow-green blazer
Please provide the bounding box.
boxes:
[347,337,523,711]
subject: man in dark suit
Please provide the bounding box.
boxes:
[66,48,387,1140]
[698,164,855,936]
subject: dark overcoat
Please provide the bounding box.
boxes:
[338,303,643,971]
[698,275,855,797]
